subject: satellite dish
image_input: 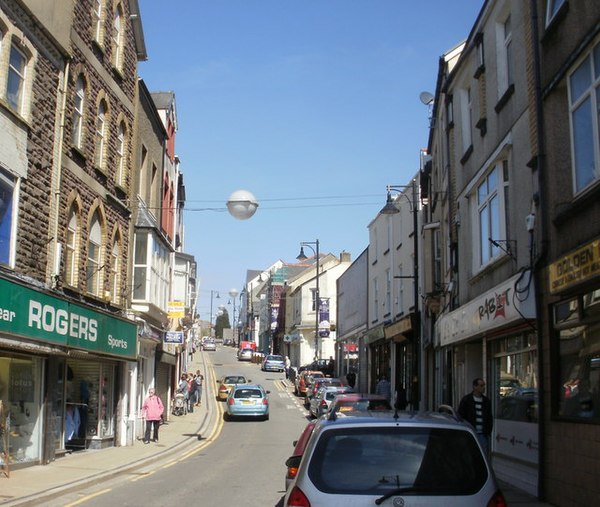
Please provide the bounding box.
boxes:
[419,91,434,105]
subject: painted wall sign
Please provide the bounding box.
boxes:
[548,239,600,294]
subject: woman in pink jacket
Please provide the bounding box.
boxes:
[142,388,164,444]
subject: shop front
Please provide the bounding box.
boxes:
[0,276,137,470]
[384,315,416,409]
[435,271,538,495]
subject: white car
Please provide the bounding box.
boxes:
[237,348,253,361]
[309,386,353,418]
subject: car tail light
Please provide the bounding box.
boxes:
[262,398,268,406]
[228,398,235,406]
[487,490,508,507]
[320,400,327,407]
[286,486,310,507]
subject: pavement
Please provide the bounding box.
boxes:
[0,351,554,507]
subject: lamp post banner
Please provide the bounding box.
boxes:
[318,297,330,337]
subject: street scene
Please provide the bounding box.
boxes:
[0,1,600,506]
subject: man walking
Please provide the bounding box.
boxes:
[458,377,493,457]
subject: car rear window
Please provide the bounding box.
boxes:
[225,376,245,384]
[268,355,284,361]
[234,388,263,399]
[307,427,487,496]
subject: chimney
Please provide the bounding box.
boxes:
[340,251,351,263]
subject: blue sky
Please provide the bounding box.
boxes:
[138,1,483,321]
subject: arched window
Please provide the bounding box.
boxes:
[110,235,121,304]
[65,205,80,286]
[86,212,103,296]
[92,0,105,45]
[112,4,124,71]
[94,99,107,170]
[7,42,27,113]
[116,121,126,187]
[72,76,85,148]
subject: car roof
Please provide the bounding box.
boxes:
[231,383,264,391]
[320,410,468,428]
[333,393,387,401]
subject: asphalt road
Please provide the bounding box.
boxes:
[43,346,310,507]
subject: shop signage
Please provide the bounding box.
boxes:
[164,331,184,344]
[435,271,535,347]
[384,315,412,340]
[0,277,137,359]
[548,239,600,294]
[167,301,185,318]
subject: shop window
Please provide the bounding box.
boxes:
[555,291,600,422]
[0,356,43,464]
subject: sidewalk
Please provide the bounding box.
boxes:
[0,352,218,507]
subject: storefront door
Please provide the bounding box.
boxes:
[43,357,65,463]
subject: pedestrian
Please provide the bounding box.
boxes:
[458,377,493,457]
[187,373,198,413]
[346,370,356,389]
[327,356,335,376]
[375,375,391,402]
[142,388,164,444]
[195,370,204,406]
[284,356,291,379]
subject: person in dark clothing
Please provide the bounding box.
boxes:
[458,377,493,457]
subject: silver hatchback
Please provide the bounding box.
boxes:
[284,411,506,506]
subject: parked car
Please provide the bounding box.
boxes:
[328,393,392,417]
[309,386,354,419]
[202,339,217,351]
[295,370,324,397]
[285,420,317,490]
[262,354,286,372]
[216,375,251,401]
[225,384,270,421]
[237,348,253,361]
[304,378,344,408]
[284,411,506,506]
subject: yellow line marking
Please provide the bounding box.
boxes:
[130,469,156,482]
[64,488,112,506]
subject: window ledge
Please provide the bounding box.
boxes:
[495,84,515,114]
[553,180,600,226]
[542,1,569,39]
[474,64,486,79]
[460,145,473,165]
[476,117,487,137]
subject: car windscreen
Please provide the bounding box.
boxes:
[268,355,284,361]
[307,426,487,496]
[233,389,263,399]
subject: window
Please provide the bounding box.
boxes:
[72,76,85,148]
[554,291,600,423]
[86,213,103,296]
[433,229,442,289]
[477,166,502,265]
[92,0,104,44]
[133,230,148,300]
[110,238,120,304]
[112,5,124,71]
[568,41,600,193]
[546,0,566,25]
[7,43,26,113]
[0,168,16,266]
[385,269,391,315]
[372,278,379,322]
[497,14,513,96]
[115,121,126,187]
[64,205,79,286]
[94,100,107,169]
[460,87,473,153]
[397,263,404,315]
[310,288,317,312]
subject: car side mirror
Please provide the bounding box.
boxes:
[216,380,220,383]
[248,379,252,382]
[292,440,298,447]
[266,390,271,394]
[285,455,302,468]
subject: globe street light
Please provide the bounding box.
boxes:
[297,240,320,361]
[226,190,259,220]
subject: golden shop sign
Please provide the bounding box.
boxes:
[548,240,600,294]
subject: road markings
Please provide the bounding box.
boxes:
[64,488,112,507]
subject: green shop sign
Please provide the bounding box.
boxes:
[0,277,137,360]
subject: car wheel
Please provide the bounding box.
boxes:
[223,412,230,421]
[264,414,269,421]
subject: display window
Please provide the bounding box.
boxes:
[0,355,43,465]
[65,360,116,448]
[554,289,600,422]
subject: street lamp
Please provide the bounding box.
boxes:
[229,288,239,345]
[380,181,420,410]
[226,190,259,220]
[209,290,220,337]
[297,239,320,361]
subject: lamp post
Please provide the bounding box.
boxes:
[229,288,239,346]
[297,239,320,361]
[380,180,420,410]
[209,290,220,337]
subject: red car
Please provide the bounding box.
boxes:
[304,377,344,408]
[328,393,392,417]
[295,370,323,397]
[285,420,317,490]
